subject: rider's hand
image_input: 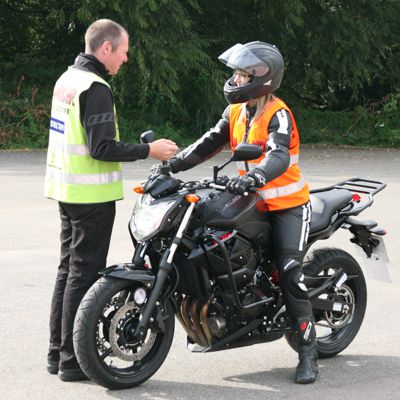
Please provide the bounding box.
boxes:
[215,175,230,186]
[246,168,267,188]
[227,175,255,195]
[148,139,178,161]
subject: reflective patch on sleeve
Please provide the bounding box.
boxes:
[276,109,289,135]
[87,112,115,126]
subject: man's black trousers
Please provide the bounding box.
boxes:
[48,201,116,370]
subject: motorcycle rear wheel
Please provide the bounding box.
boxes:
[73,276,175,390]
[285,247,367,358]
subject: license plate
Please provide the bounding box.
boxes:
[355,235,392,282]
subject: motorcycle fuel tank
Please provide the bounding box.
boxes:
[194,189,269,240]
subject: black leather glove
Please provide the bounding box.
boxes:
[227,175,255,195]
[215,175,230,186]
[246,168,267,188]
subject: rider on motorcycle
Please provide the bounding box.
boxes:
[167,41,318,384]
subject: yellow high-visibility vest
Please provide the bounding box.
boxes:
[44,67,123,203]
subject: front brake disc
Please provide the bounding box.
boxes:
[109,301,156,361]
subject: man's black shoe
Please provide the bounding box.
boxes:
[47,360,59,375]
[58,368,89,382]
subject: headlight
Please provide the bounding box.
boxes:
[130,194,176,241]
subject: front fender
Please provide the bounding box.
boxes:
[99,263,155,289]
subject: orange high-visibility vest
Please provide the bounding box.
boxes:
[229,97,309,211]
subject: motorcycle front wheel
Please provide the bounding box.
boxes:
[285,247,367,358]
[73,276,175,390]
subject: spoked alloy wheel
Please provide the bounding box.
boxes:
[73,276,175,389]
[285,247,367,358]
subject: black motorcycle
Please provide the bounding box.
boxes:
[73,135,387,390]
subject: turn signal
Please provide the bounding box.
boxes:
[185,194,200,203]
[133,186,144,194]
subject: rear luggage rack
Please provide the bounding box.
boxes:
[310,178,386,216]
[333,178,386,196]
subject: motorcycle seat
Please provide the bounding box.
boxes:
[309,188,353,233]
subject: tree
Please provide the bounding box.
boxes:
[74,0,225,136]
[1,0,400,148]
[0,0,84,91]
[188,0,400,109]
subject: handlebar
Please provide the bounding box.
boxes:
[208,182,256,196]
[143,169,257,199]
[209,183,226,191]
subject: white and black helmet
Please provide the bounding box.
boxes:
[218,41,284,104]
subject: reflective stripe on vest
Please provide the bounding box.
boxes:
[48,132,90,155]
[257,177,306,200]
[46,168,122,185]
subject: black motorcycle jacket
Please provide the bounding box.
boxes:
[73,53,150,162]
[169,104,293,184]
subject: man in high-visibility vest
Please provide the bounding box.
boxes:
[168,41,317,384]
[44,19,177,382]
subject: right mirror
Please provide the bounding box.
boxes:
[232,143,263,161]
[140,130,155,144]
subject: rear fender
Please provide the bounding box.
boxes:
[99,263,155,289]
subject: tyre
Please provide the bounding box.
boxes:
[73,276,175,389]
[285,247,367,359]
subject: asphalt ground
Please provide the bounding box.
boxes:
[1,146,400,400]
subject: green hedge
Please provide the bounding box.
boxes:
[295,100,400,147]
[1,87,400,150]
[0,81,50,149]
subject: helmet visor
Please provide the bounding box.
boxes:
[218,43,269,77]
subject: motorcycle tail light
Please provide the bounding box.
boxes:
[352,193,361,202]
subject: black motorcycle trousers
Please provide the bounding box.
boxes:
[270,202,313,327]
[48,201,115,369]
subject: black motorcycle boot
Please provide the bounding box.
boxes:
[293,318,318,384]
[295,341,318,384]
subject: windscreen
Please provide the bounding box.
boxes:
[218,43,269,77]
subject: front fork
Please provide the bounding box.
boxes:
[134,202,196,339]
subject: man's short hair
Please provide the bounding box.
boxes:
[85,19,127,53]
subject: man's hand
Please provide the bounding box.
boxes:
[149,139,178,161]
[226,175,255,195]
